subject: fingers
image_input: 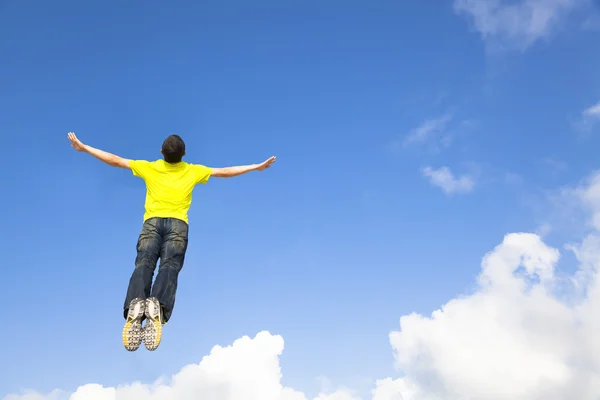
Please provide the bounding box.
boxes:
[67,132,84,151]
[67,132,83,144]
[257,156,276,171]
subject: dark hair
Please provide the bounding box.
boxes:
[162,134,186,163]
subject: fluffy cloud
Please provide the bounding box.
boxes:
[380,170,600,399]
[6,173,600,399]
[422,166,475,195]
[3,332,308,400]
[386,234,579,399]
[454,0,587,51]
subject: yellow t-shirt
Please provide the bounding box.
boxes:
[130,159,212,224]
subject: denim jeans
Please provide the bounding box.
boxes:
[123,217,189,323]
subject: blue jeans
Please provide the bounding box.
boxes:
[123,217,189,323]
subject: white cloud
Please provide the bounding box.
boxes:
[371,378,435,400]
[402,114,452,148]
[387,233,573,399]
[454,0,586,51]
[7,172,600,400]
[379,170,600,400]
[314,389,361,400]
[569,170,600,230]
[422,166,475,195]
[535,222,553,237]
[3,332,310,400]
[583,102,600,118]
[3,392,64,400]
[394,114,476,154]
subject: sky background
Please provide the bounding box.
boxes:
[1,0,600,398]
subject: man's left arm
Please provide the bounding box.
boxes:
[68,132,131,169]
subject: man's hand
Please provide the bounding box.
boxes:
[68,132,87,152]
[210,156,277,178]
[256,156,276,171]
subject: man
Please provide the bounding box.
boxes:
[67,132,276,351]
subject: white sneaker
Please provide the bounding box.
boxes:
[143,297,164,351]
[122,298,145,351]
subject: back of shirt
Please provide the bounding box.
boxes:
[130,159,212,224]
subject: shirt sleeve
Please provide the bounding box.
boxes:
[192,164,212,184]
[130,160,153,179]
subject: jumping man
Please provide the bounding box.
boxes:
[67,132,276,351]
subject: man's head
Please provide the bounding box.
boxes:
[161,134,186,163]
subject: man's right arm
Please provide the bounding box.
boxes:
[210,156,276,178]
[68,132,131,169]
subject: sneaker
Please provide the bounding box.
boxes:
[143,297,164,351]
[122,298,145,351]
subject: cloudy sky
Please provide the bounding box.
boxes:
[1,0,600,399]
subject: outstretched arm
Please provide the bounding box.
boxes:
[210,156,276,178]
[68,132,131,169]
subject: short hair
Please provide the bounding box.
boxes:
[162,134,185,163]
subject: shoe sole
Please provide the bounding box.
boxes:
[143,297,163,351]
[122,298,145,351]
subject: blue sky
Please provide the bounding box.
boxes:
[1,0,600,398]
